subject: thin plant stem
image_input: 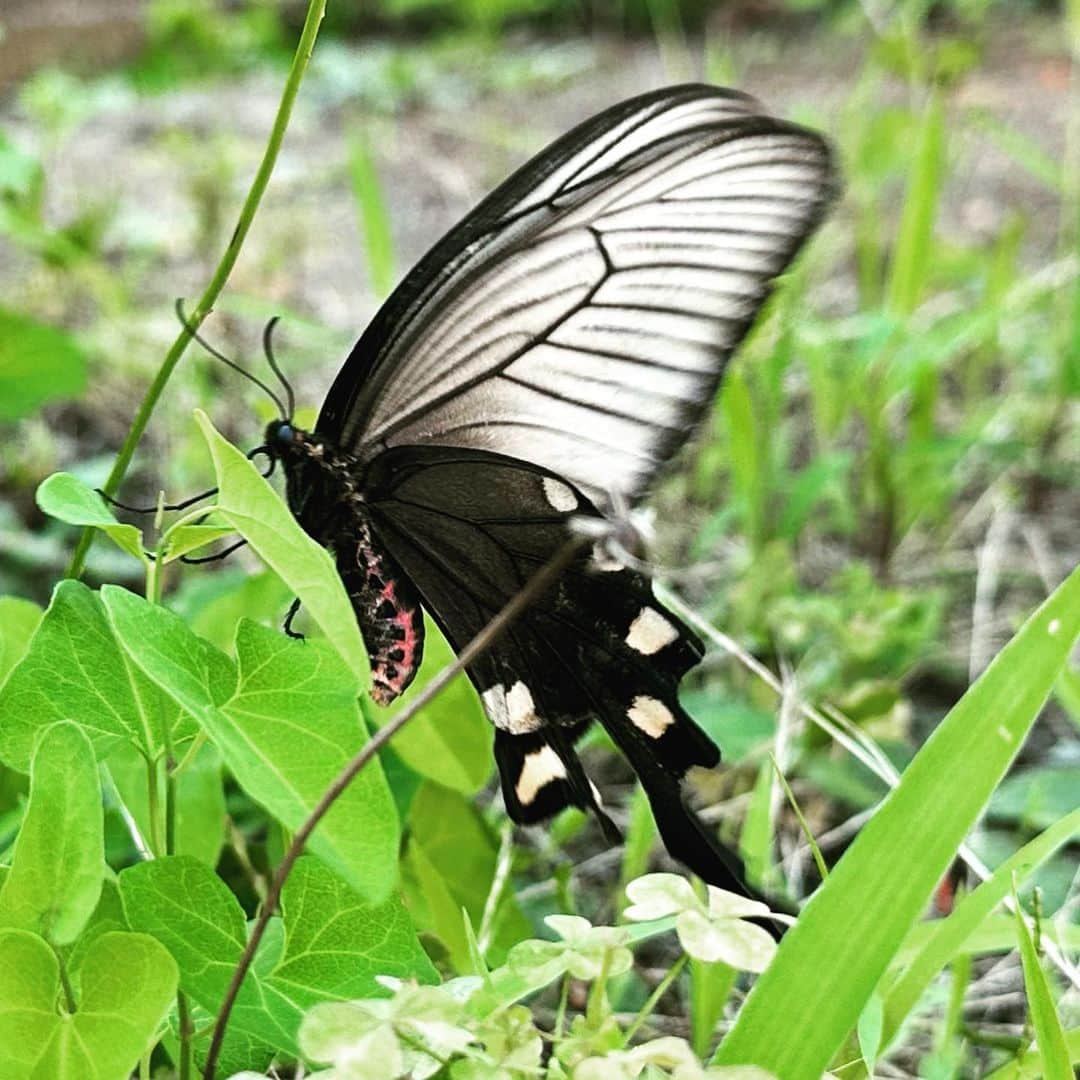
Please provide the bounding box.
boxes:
[622,954,688,1046]
[477,821,514,956]
[203,538,585,1079]
[64,0,327,581]
[585,949,614,1029]
[769,752,829,883]
[145,758,163,858]
[170,731,208,780]
[177,991,193,1080]
[555,973,571,1040]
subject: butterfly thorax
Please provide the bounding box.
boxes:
[268,421,425,705]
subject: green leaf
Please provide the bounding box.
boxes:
[100,584,230,726]
[120,855,435,1056]
[119,856,245,1008]
[370,616,492,794]
[880,806,1080,1050]
[721,365,765,550]
[194,411,369,686]
[0,597,42,686]
[0,308,86,421]
[61,878,129,986]
[1013,887,1072,1080]
[856,992,884,1072]
[714,564,1080,1079]
[0,723,102,945]
[160,522,238,563]
[100,589,394,897]
[405,782,530,966]
[1055,665,1080,730]
[347,128,396,299]
[690,959,737,1058]
[738,758,773,888]
[0,928,177,1079]
[173,740,227,866]
[101,591,395,900]
[0,582,187,770]
[989,767,1080,831]
[267,855,438,1013]
[886,91,944,317]
[214,621,399,902]
[36,473,146,563]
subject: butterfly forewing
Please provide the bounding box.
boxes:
[319,85,836,510]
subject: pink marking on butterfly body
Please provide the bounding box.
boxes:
[369,575,423,705]
[347,526,424,706]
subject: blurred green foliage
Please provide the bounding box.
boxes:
[0,0,1077,1073]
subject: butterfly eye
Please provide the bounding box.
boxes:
[275,423,295,444]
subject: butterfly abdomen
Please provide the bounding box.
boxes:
[335,514,426,704]
[279,428,427,704]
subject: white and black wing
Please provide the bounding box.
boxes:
[362,445,771,904]
[318,83,838,507]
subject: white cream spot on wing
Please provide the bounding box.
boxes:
[505,680,540,733]
[515,746,568,805]
[628,696,676,739]
[625,607,679,655]
[542,476,578,512]
[481,685,508,728]
[588,779,604,807]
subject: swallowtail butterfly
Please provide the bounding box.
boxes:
[264,84,837,903]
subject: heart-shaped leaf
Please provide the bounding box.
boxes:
[0,928,177,1078]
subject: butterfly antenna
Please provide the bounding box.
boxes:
[262,316,295,420]
[175,299,289,419]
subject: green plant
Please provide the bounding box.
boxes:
[0,1,1077,1076]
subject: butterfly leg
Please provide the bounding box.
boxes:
[283,597,304,640]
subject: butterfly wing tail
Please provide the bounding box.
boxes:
[601,710,790,937]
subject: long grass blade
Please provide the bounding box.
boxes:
[713,564,1080,1078]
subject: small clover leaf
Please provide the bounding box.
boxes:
[554,1012,624,1073]
[506,914,632,985]
[575,1036,778,1079]
[300,982,476,1080]
[543,914,633,980]
[622,873,699,921]
[449,1004,542,1080]
[624,874,781,973]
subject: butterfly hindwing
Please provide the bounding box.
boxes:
[361,444,759,892]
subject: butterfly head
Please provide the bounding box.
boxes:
[265,419,301,454]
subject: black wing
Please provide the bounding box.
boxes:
[362,445,764,901]
[319,84,837,509]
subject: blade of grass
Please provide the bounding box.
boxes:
[721,366,765,553]
[690,958,737,1058]
[984,1030,1080,1079]
[771,753,829,883]
[888,89,945,445]
[713,564,1080,1079]
[617,786,656,919]
[739,757,773,888]
[880,806,1080,1050]
[1013,884,1072,1080]
[346,128,395,301]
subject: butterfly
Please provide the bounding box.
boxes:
[255,83,837,904]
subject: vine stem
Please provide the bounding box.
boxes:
[203,538,585,1079]
[64,0,327,581]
